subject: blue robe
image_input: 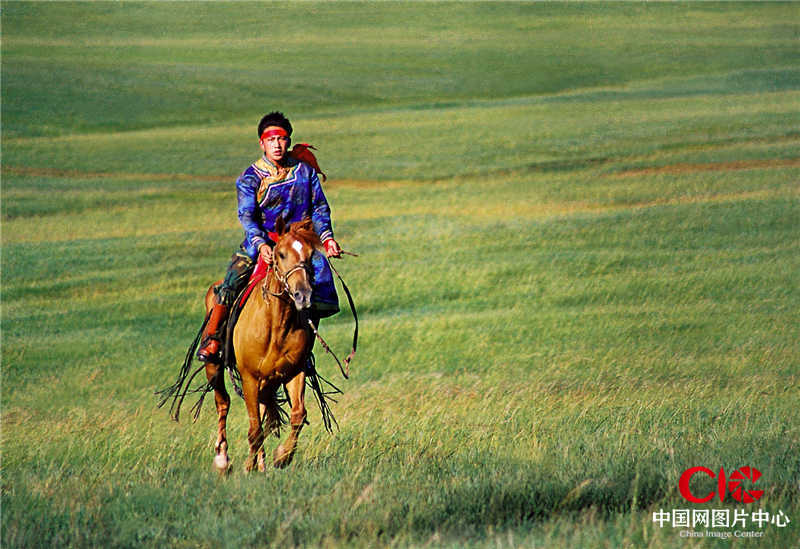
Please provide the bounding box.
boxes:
[236,155,339,317]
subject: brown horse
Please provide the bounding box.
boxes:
[203,217,321,472]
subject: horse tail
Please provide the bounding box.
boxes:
[155,311,210,421]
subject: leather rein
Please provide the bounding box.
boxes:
[260,254,358,380]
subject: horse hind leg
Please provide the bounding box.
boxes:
[205,362,231,474]
[273,371,307,469]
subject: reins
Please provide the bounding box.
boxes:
[323,256,359,377]
[261,250,359,380]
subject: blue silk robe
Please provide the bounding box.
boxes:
[236,155,339,317]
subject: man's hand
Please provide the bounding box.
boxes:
[324,239,342,258]
[259,243,273,264]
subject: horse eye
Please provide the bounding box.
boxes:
[278,252,285,260]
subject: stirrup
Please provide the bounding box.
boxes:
[197,336,222,363]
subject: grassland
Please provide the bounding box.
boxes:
[2,2,799,547]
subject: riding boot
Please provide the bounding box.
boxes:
[197,302,229,363]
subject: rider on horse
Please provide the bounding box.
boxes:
[197,111,342,363]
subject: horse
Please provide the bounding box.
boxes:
[203,217,321,472]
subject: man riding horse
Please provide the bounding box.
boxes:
[197,111,342,363]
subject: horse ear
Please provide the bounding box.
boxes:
[275,216,287,235]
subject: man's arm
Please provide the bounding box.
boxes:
[309,169,341,257]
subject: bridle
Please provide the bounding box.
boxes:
[263,257,312,300]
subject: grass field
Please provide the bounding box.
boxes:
[2,2,799,547]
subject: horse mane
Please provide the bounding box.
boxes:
[287,219,323,251]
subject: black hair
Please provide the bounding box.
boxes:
[257,111,293,137]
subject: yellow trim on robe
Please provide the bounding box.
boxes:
[256,157,298,203]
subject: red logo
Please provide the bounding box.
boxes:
[679,466,764,503]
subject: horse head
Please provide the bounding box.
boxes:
[272,217,322,311]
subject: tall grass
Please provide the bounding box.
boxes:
[2,2,799,547]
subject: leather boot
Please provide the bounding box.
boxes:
[197,302,229,363]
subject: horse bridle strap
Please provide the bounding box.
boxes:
[265,261,311,299]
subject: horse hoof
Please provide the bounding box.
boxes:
[273,445,293,469]
[214,454,230,473]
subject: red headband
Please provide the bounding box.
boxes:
[260,127,289,140]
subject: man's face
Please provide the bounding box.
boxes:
[260,126,290,164]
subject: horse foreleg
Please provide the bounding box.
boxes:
[205,363,230,474]
[241,374,267,472]
[273,371,307,469]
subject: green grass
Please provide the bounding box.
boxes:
[2,2,799,548]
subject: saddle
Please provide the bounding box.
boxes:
[236,254,271,307]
